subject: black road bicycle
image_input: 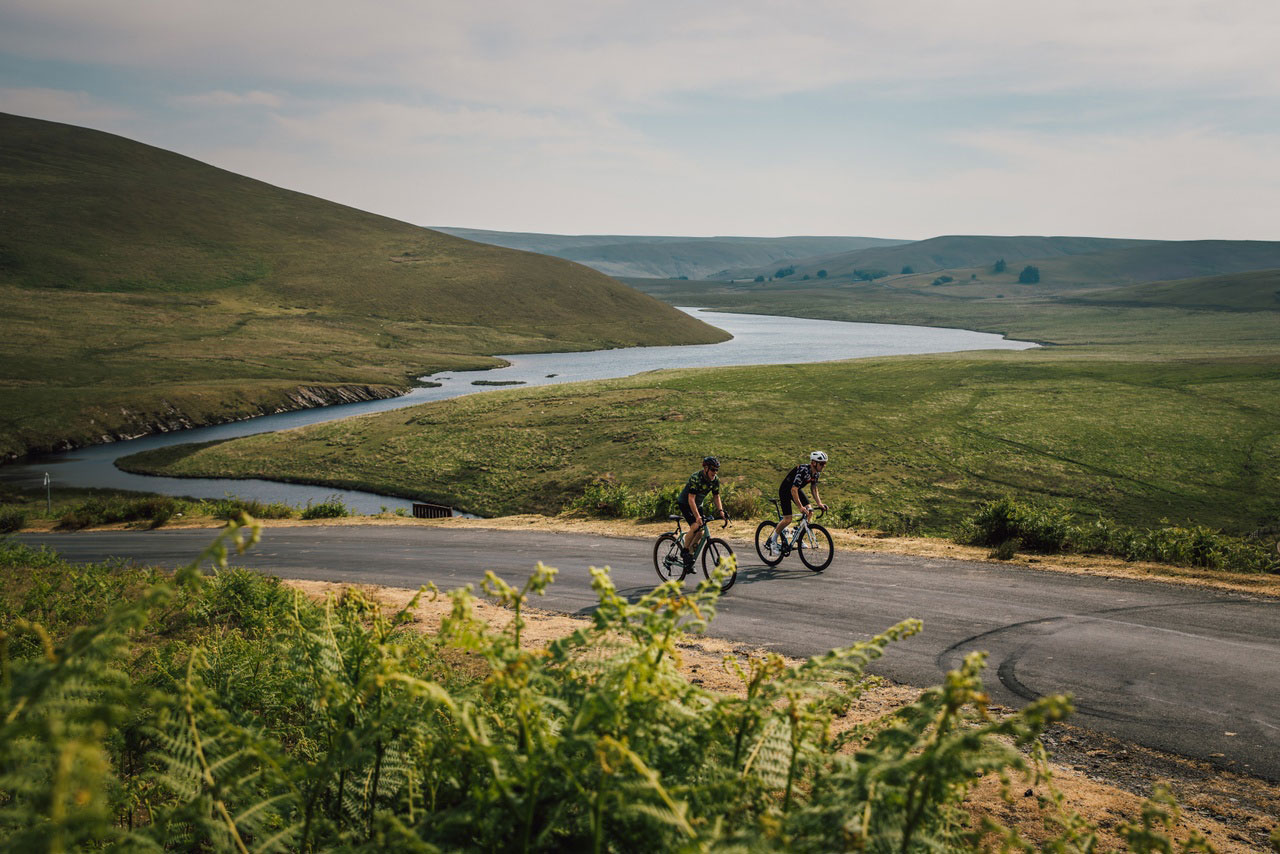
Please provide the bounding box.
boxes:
[754,499,834,571]
[654,513,736,592]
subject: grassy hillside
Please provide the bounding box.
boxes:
[722,235,1159,280]
[724,235,1280,287]
[1059,268,1280,311]
[434,227,907,279]
[0,113,726,459]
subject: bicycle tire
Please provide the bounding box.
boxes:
[653,533,684,584]
[701,537,737,592]
[754,520,784,566]
[798,524,834,572]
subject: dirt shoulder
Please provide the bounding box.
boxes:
[284,578,1280,852]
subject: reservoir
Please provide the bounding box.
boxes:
[2,309,1035,512]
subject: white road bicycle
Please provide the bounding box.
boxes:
[754,499,834,571]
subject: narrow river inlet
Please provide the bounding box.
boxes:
[3,309,1036,512]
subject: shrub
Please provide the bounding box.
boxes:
[720,482,765,520]
[201,495,298,520]
[0,508,24,534]
[959,497,1072,553]
[989,538,1020,560]
[1019,265,1041,283]
[300,495,349,519]
[957,497,1279,572]
[55,495,186,530]
[931,275,954,286]
[569,475,634,518]
[901,265,914,274]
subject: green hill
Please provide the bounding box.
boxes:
[1059,269,1280,311]
[723,235,1160,280]
[434,227,907,279]
[0,113,727,460]
[724,235,1280,287]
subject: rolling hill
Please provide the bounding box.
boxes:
[1058,268,1280,311]
[0,113,727,460]
[433,227,907,279]
[725,234,1280,287]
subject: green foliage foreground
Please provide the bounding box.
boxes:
[0,525,1221,852]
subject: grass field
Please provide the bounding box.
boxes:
[0,114,726,459]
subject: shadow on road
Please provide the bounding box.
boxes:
[574,561,821,616]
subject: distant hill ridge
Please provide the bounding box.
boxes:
[725,234,1280,285]
[434,227,908,279]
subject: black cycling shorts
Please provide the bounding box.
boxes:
[678,492,704,526]
[778,484,809,517]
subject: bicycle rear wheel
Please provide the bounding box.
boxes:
[702,537,737,592]
[798,524,834,572]
[653,533,684,584]
[754,520,784,567]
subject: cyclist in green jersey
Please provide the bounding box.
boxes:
[678,456,726,571]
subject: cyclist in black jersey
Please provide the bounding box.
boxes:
[765,451,828,556]
[677,456,726,570]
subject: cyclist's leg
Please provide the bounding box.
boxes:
[680,503,701,555]
[772,485,793,540]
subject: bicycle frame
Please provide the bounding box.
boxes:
[771,503,822,552]
[668,515,719,563]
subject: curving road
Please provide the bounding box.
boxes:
[17,525,1280,780]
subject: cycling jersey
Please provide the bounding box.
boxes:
[777,464,819,516]
[781,464,820,492]
[680,470,719,503]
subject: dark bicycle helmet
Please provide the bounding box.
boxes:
[703,455,720,470]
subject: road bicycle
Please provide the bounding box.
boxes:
[754,499,834,571]
[654,512,736,592]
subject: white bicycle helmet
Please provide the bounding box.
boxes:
[810,450,828,463]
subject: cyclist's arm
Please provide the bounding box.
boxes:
[812,484,825,510]
[791,485,810,516]
[713,492,725,518]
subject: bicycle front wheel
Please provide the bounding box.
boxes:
[798,524,834,572]
[754,520,784,566]
[654,533,684,584]
[702,537,737,592]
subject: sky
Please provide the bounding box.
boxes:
[2,1,1277,241]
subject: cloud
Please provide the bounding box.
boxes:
[0,86,134,125]
[3,0,1279,109]
[171,90,283,108]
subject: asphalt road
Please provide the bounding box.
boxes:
[17,525,1280,780]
